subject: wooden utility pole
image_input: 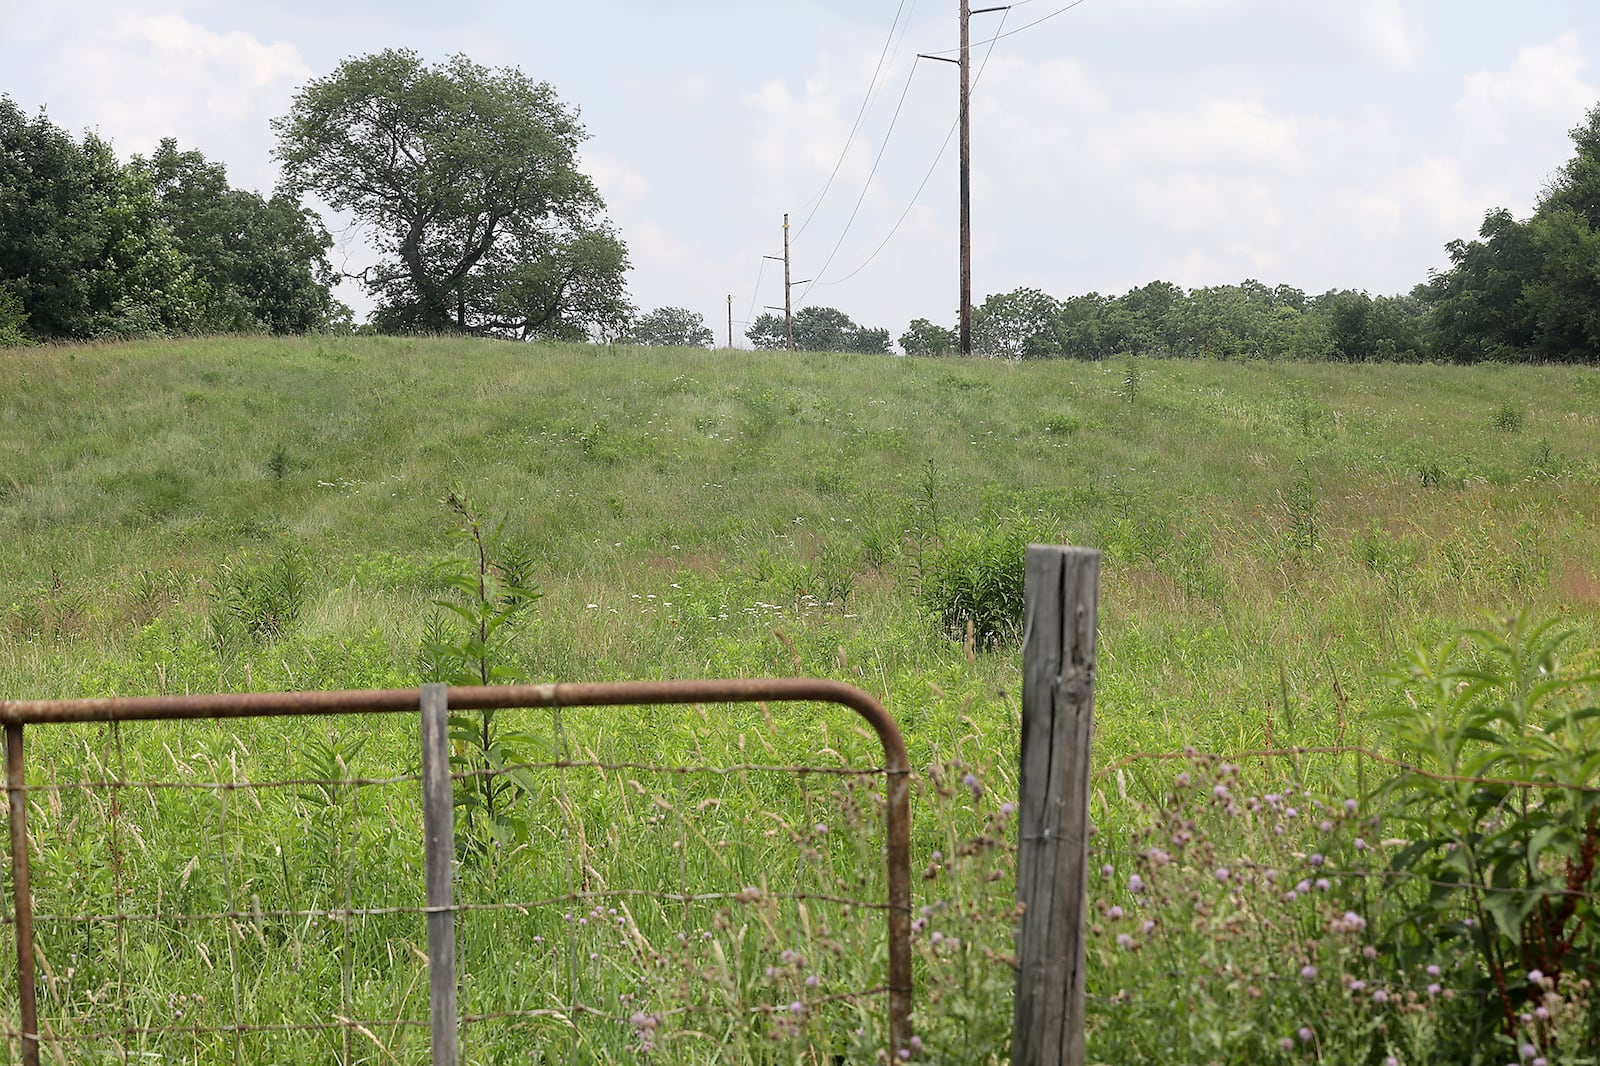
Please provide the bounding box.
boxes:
[959,0,972,356]
[921,3,1008,356]
[762,214,795,351]
[763,214,810,351]
[784,213,794,350]
[727,294,733,349]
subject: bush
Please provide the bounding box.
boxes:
[1374,614,1600,1054]
[917,524,1028,648]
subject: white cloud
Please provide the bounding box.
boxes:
[1353,0,1427,71]
[1456,32,1595,153]
[40,8,310,193]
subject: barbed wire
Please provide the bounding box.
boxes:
[1098,744,1600,794]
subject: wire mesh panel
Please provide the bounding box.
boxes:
[6,714,430,1063]
[0,681,912,1064]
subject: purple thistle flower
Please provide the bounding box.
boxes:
[1128,874,1145,893]
[963,773,982,800]
[1107,905,1124,920]
[1298,1026,1314,1042]
[1372,989,1388,1004]
[1116,933,1134,949]
[1301,965,1317,981]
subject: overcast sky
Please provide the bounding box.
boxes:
[4,0,1600,343]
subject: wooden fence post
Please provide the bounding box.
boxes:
[1013,546,1100,1066]
[420,683,460,1066]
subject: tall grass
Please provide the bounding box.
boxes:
[2,336,1600,1060]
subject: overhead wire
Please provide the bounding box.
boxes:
[923,0,1091,57]
[810,6,1011,291]
[741,257,768,342]
[792,0,917,240]
[793,60,925,307]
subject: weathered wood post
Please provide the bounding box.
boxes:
[1013,546,1100,1066]
[420,683,460,1066]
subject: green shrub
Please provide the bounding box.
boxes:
[206,542,309,649]
[1375,614,1600,1053]
[1491,401,1525,433]
[918,523,1028,648]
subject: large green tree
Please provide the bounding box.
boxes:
[0,97,202,340]
[273,50,631,339]
[1422,103,1600,363]
[134,139,344,334]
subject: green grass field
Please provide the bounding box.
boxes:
[2,336,1599,1063]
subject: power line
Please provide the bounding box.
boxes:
[793,0,918,240]
[794,63,923,307]
[741,257,768,341]
[812,8,1010,291]
[923,0,1092,56]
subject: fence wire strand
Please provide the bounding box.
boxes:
[0,693,912,1062]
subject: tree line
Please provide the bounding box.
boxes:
[5,48,1600,365]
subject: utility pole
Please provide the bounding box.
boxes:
[922,3,1009,356]
[784,213,794,351]
[763,214,810,351]
[727,294,733,349]
[959,0,972,356]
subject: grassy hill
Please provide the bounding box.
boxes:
[5,336,1598,742]
[3,336,1599,1062]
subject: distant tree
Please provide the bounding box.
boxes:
[1419,209,1542,362]
[1420,104,1600,363]
[0,96,202,340]
[273,49,631,339]
[972,287,1060,358]
[1050,293,1139,358]
[745,306,889,353]
[623,306,714,348]
[134,138,343,334]
[899,318,957,357]
[1120,280,1185,354]
[746,312,789,351]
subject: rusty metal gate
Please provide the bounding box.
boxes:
[0,678,912,1064]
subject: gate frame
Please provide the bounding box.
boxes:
[1,677,912,1065]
